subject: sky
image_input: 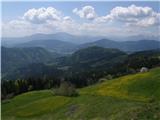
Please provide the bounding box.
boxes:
[1,1,160,38]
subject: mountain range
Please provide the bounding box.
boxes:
[16,39,77,54]
[1,32,160,80]
[2,32,160,53]
[3,38,159,54]
[2,32,104,47]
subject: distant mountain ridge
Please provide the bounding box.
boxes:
[2,32,104,47]
[10,39,160,54]
[2,32,159,46]
[16,39,77,54]
[2,32,159,53]
[80,39,160,52]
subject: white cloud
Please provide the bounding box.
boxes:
[95,15,113,23]
[96,4,160,27]
[73,6,97,20]
[63,16,73,22]
[2,5,160,38]
[2,20,34,37]
[135,13,160,27]
[23,7,61,24]
[127,14,160,27]
[2,7,76,37]
[110,5,153,21]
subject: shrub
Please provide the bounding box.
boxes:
[54,81,78,97]
[28,85,33,91]
[104,74,113,80]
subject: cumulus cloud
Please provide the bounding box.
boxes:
[23,7,61,24]
[96,4,160,27]
[73,6,97,20]
[63,16,73,22]
[110,5,153,21]
[2,5,159,38]
[2,7,78,37]
[2,20,34,37]
[127,14,160,27]
[135,13,160,27]
[95,15,113,23]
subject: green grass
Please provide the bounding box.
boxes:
[81,67,160,101]
[2,67,160,120]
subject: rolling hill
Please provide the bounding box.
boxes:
[2,67,160,120]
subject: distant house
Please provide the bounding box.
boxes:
[140,67,149,73]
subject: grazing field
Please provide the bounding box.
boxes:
[2,67,160,120]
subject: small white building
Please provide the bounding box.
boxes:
[140,67,149,73]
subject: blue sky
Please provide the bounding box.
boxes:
[2,1,159,21]
[1,1,160,38]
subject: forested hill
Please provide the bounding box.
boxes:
[2,46,127,81]
[1,47,59,78]
[57,46,127,68]
[2,46,160,83]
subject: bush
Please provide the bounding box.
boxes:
[54,81,78,97]
[104,74,113,80]
[28,85,33,91]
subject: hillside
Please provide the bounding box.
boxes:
[57,46,127,70]
[2,63,63,80]
[1,47,59,80]
[2,67,160,120]
[81,67,160,101]
[71,46,126,63]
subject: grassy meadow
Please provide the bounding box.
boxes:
[2,67,160,120]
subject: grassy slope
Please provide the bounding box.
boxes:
[2,67,160,120]
[81,67,160,101]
